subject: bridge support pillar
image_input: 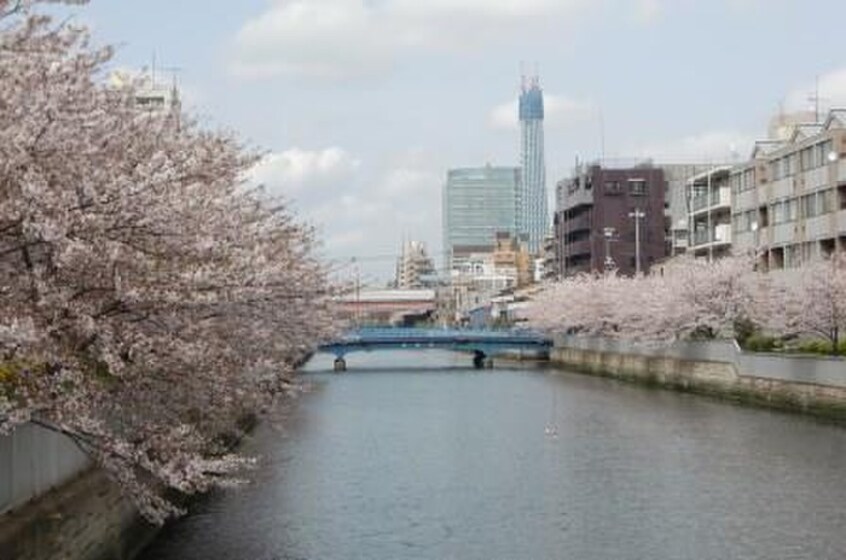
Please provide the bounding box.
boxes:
[333,357,347,372]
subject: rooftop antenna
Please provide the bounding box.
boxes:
[161,65,183,91]
[520,60,528,91]
[598,107,606,163]
[808,75,825,124]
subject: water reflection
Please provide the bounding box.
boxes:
[140,350,846,560]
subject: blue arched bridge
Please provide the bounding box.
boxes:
[318,327,552,370]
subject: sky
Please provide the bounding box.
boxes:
[52,0,846,286]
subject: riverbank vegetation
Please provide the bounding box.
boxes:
[0,1,334,523]
[525,253,846,355]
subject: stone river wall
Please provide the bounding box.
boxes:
[550,335,846,420]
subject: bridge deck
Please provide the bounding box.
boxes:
[319,327,552,357]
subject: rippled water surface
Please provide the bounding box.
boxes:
[140,351,846,560]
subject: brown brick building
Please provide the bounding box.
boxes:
[554,163,667,276]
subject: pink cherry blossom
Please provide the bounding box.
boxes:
[0,2,335,523]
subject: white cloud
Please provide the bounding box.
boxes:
[231,0,589,79]
[634,0,662,25]
[298,149,444,278]
[232,1,391,79]
[628,130,754,162]
[785,68,846,115]
[489,93,595,130]
[248,147,361,198]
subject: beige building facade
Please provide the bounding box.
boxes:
[731,109,846,269]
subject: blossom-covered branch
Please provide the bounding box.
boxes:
[0,2,335,523]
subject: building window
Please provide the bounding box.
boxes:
[605,181,622,195]
[800,146,813,171]
[628,179,647,196]
[821,189,832,213]
[758,205,769,228]
[821,140,834,164]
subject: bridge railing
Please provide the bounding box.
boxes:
[327,326,551,345]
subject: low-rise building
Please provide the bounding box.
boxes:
[395,240,436,289]
[555,161,667,276]
[687,166,733,260]
[731,108,846,269]
[660,163,717,257]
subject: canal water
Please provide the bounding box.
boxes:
[140,351,846,560]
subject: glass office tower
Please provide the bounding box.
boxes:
[443,165,520,270]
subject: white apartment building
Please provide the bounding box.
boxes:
[731,108,846,269]
[687,166,733,260]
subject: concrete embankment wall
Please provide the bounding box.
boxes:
[1,423,91,516]
[0,467,153,560]
[0,423,154,560]
[550,335,846,419]
[0,411,260,559]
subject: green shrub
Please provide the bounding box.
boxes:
[794,340,835,355]
[742,334,778,352]
[733,317,759,346]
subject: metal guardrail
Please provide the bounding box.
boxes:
[321,327,552,355]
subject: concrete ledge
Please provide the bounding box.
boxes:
[0,468,155,560]
[550,346,846,422]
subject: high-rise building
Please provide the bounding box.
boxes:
[443,165,520,270]
[518,75,549,254]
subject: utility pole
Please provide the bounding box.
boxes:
[628,208,645,275]
[351,257,360,327]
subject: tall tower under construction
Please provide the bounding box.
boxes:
[518,74,548,254]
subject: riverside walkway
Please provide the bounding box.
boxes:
[318,326,552,370]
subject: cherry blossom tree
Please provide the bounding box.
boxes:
[525,255,759,345]
[755,254,846,353]
[0,1,335,522]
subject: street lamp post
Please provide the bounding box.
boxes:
[628,208,646,275]
[602,227,616,271]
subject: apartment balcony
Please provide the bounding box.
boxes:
[564,213,593,234]
[691,187,731,216]
[837,159,846,184]
[691,223,732,249]
[565,239,592,258]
